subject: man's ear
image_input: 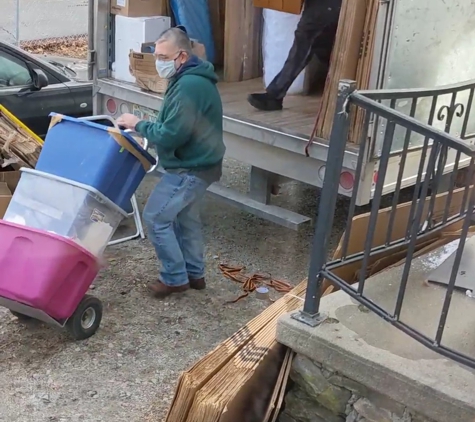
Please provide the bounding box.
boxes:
[180,52,190,64]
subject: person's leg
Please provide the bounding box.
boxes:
[175,193,208,290]
[248,0,341,111]
[142,172,207,296]
[311,20,339,67]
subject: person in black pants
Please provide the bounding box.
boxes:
[248,0,341,111]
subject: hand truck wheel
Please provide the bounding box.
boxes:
[66,294,103,340]
[10,310,32,321]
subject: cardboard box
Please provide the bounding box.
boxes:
[129,41,207,94]
[253,0,303,15]
[321,185,474,295]
[0,170,20,219]
[111,0,167,17]
[0,183,12,219]
[129,49,169,94]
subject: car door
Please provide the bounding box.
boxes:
[0,47,76,138]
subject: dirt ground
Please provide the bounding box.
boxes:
[0,158,351,422]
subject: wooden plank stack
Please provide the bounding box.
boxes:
[161,281,307,422]
[0,106,43,170]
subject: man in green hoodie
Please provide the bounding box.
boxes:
[117,26,225,298]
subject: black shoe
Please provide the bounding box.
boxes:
[247,93,283,111]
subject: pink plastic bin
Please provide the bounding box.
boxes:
[0,220,99,320]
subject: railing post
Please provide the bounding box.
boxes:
[292,80,356,327]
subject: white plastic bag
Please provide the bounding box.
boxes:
[262,8,306,95]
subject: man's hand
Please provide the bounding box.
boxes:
[117,113,140,130]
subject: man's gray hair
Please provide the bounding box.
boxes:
[157,28,193,55]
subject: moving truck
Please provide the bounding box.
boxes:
[88,0,475,230]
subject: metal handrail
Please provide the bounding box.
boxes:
[295,79,475,370]
[360,78,475,100]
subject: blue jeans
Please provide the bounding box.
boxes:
[143,172,209,287]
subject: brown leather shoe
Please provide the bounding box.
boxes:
[147,280,189,298]
[189,277,206,290]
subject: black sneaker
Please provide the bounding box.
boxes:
[247,93,283,111]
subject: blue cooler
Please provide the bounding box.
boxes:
[36,114,156,212]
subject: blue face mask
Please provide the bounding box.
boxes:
[155,59,177,79]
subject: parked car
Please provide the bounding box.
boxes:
[0,41,92,138]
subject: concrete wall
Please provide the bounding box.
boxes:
[276,247,475,422]
[279,354,434,422]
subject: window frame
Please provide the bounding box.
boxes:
[0,49,34,88]
[0,45,68,89]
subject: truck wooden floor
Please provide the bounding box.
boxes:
[218,78,322,139]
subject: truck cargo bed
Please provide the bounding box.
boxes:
[96,76,358,172]
[98,77,323,140]
[219,78,323,139]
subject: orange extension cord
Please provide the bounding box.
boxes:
[219,264,292,303]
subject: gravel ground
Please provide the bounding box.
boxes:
[0,158,353,422]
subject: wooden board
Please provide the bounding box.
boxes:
[208,0,226,65]
[349,0,379,143]
[266,349,294,422]
[186,331,282,422]
[224,0,263,82]
[216,342,287,422]
[315,0,370,140]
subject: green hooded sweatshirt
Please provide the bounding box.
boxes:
[135,58,225,174]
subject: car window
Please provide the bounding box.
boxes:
[0,50,32,87]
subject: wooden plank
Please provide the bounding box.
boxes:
[269,350,294,422]
[316,0,369,140]
[224,0,263,82]
[349,0,379,144]
[208,0,226,65]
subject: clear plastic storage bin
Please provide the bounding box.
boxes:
[4,169,128,257]
[36,113,156,213]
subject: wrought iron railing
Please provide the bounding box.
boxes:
[295,79,475,369]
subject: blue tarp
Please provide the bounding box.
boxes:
[170,0,216,64]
